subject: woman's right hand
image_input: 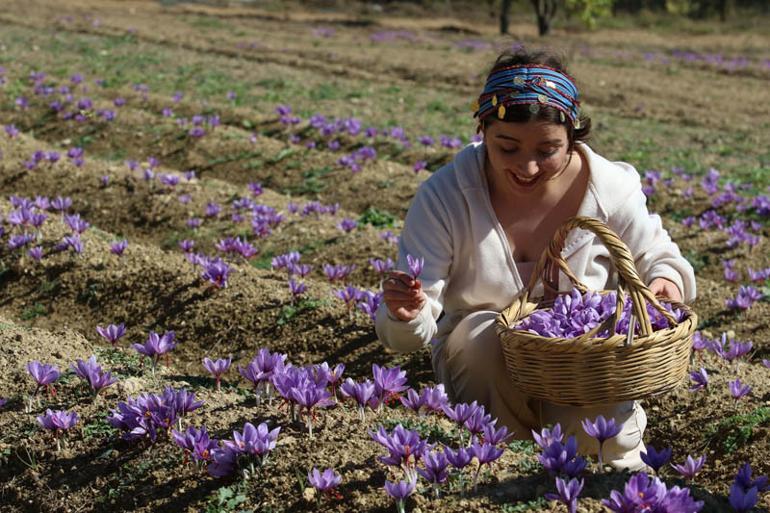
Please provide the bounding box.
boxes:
[382,270,426,322]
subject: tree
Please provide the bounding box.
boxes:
[531,0,560,35]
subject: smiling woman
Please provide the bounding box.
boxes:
[376,48,697,472]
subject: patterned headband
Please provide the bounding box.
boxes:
[472,65,582,128]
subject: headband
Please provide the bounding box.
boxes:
[472,65,582,128]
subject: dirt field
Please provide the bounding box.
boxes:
[0,1,768,512]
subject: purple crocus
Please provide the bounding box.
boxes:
[399,388,423,414]
[602,472,703,513]
[641,445,673,474]
[110,239,128,256]
[27,361,60,396]
[728,379,751,400]
[369,257,394,275]
[132,330,176,372]
[70,356,118,397]
[417,450,449,498]
[336,218,357,233]
[725,286,763,310]
[288,279,307,302]
[308,467,342,494]
[340,378,376,421]
[406,254,423,280]
[445,446,473,469]
[203,357,232,391]
[581,415,622,470]
[470,441,504,490]
[672,454,707,481]
[96,323,126,346]
[37,409,79,450]
[545,477,584,513]
[384,475,416,513]
[201,260,231,288]
[172,426,218,465]
[372,364,408,406]
[689,368,709,392]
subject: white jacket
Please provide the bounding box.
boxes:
[375,142,696,353]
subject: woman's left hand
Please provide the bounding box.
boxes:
[649,277,683,302]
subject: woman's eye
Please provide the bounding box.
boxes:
[501,148,518,154]
[539,149,558,157]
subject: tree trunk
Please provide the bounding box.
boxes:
[530,0,558,36]
[500,0,513,34]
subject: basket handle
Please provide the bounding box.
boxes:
[512,216,677,338]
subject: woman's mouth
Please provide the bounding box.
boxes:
[510,173,541,188]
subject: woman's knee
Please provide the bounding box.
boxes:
[444,310,502,370]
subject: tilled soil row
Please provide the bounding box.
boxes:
[1,90,434,217]
[0,129,397,289]
[0,197,425,381]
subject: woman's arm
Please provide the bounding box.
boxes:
[610,172,697,303]
[375,182,453,352]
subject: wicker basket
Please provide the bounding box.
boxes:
[495,216,697,407]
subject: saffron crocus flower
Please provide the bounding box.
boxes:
[28,246,43,261]
[443,401,481,432]
[729,483,759,513]
[689,368,709,392]
[110,239,128,256]
[370,424,428,469]
[445,446,473,469]
[201,261,231,288]
[226,421,281,464]
[406,254,423,280]
[532,424,564,449]
[728,379,751,400]
[725,286,763,310]
[96,323,126,346]
[203,357,231,391]
[37,409,79,450]
[464,406,494,438]
[417,450,449,498]
[372,364,408,406]
[400,388,423,414]
[288,279,307,302]
[641,445,673,474]
[340,378,376,421]
[172,426,218,464]
[581,415,622,470]
[70,356,117,397]
[762,359,770,369]
[384,475,416,513]
[336,218,357,233]
[602,472,704,513]
[308,467,342,494]
[733,462,769,493]
[420,384,449,414]
[545,477,584,513]
[482,422,511,446]
[132,330,176,371]
[27,361,60,396]
[369,257,394,275]
[672,454,706,481]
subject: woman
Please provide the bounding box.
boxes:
[374,49,696,471]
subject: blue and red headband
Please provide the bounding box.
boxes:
[472,65,582,128]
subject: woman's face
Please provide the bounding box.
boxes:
[483,119,572,195]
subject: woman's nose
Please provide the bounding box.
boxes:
[513,158,539,176]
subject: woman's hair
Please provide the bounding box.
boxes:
[479,49,591,149]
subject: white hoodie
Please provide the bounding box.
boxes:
[375,142,696,353]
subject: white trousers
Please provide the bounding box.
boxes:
[432,310,648,471]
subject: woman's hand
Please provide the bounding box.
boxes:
[649,277,682,302]
[382,271,426,322]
